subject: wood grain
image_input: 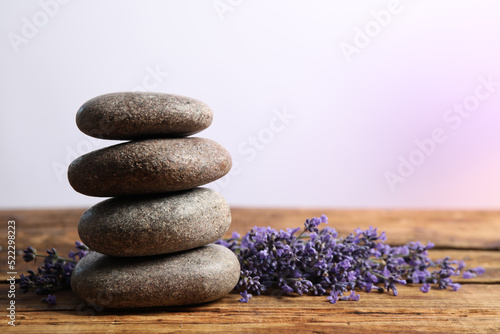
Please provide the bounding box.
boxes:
[0,208,499,333]
[1,285,499,333]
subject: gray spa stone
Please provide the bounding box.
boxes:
[78,188,231,257]
[71,244,240,308]
[76,92,213,139]
[67,138,232,197]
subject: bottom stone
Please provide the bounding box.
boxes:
[71,244,240,308]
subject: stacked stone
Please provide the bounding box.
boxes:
[67,92,240,308]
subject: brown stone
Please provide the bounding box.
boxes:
[76,92,213,139]
[78,188,231,257]
[71,244,240,308]
[67,138,231,197]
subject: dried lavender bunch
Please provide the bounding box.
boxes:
[20,241,89,305]
[215,215,485,303]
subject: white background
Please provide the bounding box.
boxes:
[1,0,499,209]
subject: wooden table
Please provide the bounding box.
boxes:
[1,209,499,333]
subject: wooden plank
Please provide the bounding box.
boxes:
[1,208,500,249]
[1,285,499,333]
[0,209,85,227]
[0,209,498,333]
[1,209,499,281]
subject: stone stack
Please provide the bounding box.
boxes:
[68,92,240,308]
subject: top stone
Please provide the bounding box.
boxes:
[76,92,213,139]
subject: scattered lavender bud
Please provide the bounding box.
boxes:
[470,266,486,275]
[420,283,431,293]
[462,271,475,279]
[239,290,252,303]
[41,294,56,305]
[339,290,360,301]
[327,290,340,304]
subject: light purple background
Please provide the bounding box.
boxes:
[1,0,499,209]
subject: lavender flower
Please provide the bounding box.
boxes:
[216,215,485,303]
[470,267,486,275]
[304,217,322,233]
[239,290,252,303]
[327,290,340,304]
[20,241,88,304]
[462,271,475,279]
[42,294,56,305]
[339,290,360,301]
[420,283,431,293]
[22,246,37,263]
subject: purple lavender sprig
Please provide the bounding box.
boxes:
[215,215,485,303]
[20,241,88,304]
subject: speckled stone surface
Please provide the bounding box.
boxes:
[71,244,240,308]
[68,138,232,197]
[78,188,231,257]
[76,92,213,139]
